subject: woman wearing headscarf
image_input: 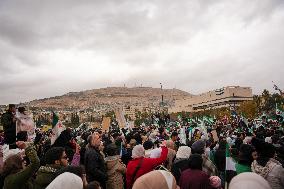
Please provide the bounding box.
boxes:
[132,170,179,189]
[46,172,83,189]
[229,172,271,189]
[171,146,191,183]
[126,144,168,189]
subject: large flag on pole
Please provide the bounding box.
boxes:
[51,111,65,145]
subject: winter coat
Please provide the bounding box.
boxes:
[84,146,108,186]
[166,148,176,171]
[105,155,126,189]
[1,111,16,144]
[3,146,40,189]
[34,164,63,189]
[252,158,284,189]
[179,169,211,189]
[171,158,190,184]
[126,146,168,189]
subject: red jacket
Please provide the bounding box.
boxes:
[126,146,168,189]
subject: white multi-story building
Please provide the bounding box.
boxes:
[169,86,253,113]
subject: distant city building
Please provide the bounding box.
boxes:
[169,86,253,113]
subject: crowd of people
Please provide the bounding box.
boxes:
[0,104,284,189]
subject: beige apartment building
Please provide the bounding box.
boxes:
[169,86,253,113]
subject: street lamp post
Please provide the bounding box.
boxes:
[160,83,164,111]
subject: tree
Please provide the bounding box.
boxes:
[238,101,257,118]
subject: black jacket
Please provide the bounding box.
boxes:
[171,158,190,183]
[84,146,108,187]
[1,111,16,144]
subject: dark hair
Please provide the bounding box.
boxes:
[257,143,276,167]
[17,107,26,114]
[55,165,85,178]
[45,147,65,164]
[105,143,119,156]
[171,131,178,138]
[239,144,254,166]
[143,140,154,150]
[8,104,15,109]
[188,154,203,170]
[87,181,101,189]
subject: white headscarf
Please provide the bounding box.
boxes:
[46,172,83,189]
[133,170,177,189]
[229,172,271,189]
[132,145,145,159]
[176,146,191,159]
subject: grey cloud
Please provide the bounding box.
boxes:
[0,0,284,104]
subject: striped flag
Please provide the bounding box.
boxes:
[51,111,66,145]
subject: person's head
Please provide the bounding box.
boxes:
[143,140,154,150]
[165,140,175,150]
[171,132,178,142]
[46,172,83,189]
[176,146,191,159]
[129,139,137,148]
[105,143,119,156]
[191,140,206,155]
[8,104,16,113]
[88,133,101,148]
[229,172,271,189]
[17,107,26,114]
[132,145,145,159]
[209,176,222,189]
[239,144,254,164]
[55,166,87,188]
[132,170,179,189]
[45,147,68,167]
[188,154,203,170]
[1,154,23,177]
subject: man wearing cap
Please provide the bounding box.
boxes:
[1,104,16,145]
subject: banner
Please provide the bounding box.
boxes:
[102,117,111,131]
[115,108,127,129]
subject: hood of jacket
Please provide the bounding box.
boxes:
[251,158,281,178]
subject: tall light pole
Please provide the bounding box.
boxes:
[160,83,164,109]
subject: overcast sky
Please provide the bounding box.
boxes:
[0,0,284,104]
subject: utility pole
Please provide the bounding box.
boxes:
[160,83,164,111]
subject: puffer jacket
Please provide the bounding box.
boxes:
[252,158,284,189]
[105,155,126,189]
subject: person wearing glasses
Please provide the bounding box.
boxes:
[33,147,69,189]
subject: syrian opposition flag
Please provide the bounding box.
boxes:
[226,143,236,171]
[51,111,66,145]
